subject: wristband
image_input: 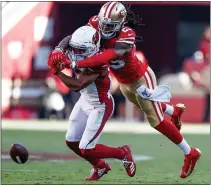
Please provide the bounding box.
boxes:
[54,46,64,52]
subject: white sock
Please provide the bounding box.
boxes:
[164,104,174,116]
[178,138,191,155]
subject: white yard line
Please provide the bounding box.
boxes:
[2,119,210,134]
[1,169,38,172]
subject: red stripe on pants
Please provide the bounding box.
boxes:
[86,97,114,148]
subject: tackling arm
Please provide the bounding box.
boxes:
[56,71,99,91]
[76,42,132,68]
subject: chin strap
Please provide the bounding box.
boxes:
[54,46,64,52]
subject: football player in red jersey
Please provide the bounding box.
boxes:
[49,25,136,180]
[48,2,201,178]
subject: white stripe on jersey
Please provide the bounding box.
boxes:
[118,37,135,41]
[116,40,134,44]
[117,37,135,44]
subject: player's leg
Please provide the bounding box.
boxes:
[119,71,184,130]
[120,80,183,127]
[79,97,136,179]
[120,83,184,130]
[136,67,201,178]
[148,67,185,130]
[136,66,185,130]
[119,84,142,110]
[65,100,102,167]
[161,102,185,130]
[79,97,122,158]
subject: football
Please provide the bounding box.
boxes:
[9,143,29,164]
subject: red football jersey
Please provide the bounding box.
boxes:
[88,15,148,84]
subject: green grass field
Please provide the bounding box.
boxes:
[2,129,209,184]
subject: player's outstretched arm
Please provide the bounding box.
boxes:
[56,71,99,91]
[76,42,132,68]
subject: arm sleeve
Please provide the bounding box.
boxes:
[77,49,118,68]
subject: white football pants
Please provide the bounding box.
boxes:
[65,96,114,149]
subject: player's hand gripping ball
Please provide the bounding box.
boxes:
[9,143,29,164]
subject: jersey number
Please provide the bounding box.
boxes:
[122,27,132,33]
[110,60,125,69]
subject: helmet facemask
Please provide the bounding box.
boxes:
[67,26,101,63]
[98,17,124,39]
[68,40,99,62]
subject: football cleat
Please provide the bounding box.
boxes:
[121,145,136,177]
[171,103,185,131]
[180,147,201,178]
[85,161,111,181]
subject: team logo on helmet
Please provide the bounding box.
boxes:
[118,9,126,19]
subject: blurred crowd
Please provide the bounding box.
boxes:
[188,26,210,122]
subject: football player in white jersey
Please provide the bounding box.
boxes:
[48,26,136,181]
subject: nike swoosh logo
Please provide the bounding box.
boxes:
[128,33,133,36]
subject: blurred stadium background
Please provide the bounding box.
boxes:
[2,1,210,123]
[1,2,210,184]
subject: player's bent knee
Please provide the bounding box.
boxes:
[80,148,95,157]
[142,106,163,127]
[65,131,75,142]
[78,136,96,156]
[65,132,71,141]
[66,140,74,148]
[65,140,81,152]
[148,119,160,128]
[146,115,161,128]
[79,140,95,151]
[80,148,87,156]
[65,131,81,142]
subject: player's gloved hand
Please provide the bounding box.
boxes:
[47,50,71,75]
[50,66,59,75]
[49,47,66,63]
[47,53,59,75]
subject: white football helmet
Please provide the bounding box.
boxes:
[68,26,101,62]
[98,1,127,39]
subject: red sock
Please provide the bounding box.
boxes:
[161,103,167,112]
[155,119,183,144]
[81,144,126,160]
[66,141,101,166]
